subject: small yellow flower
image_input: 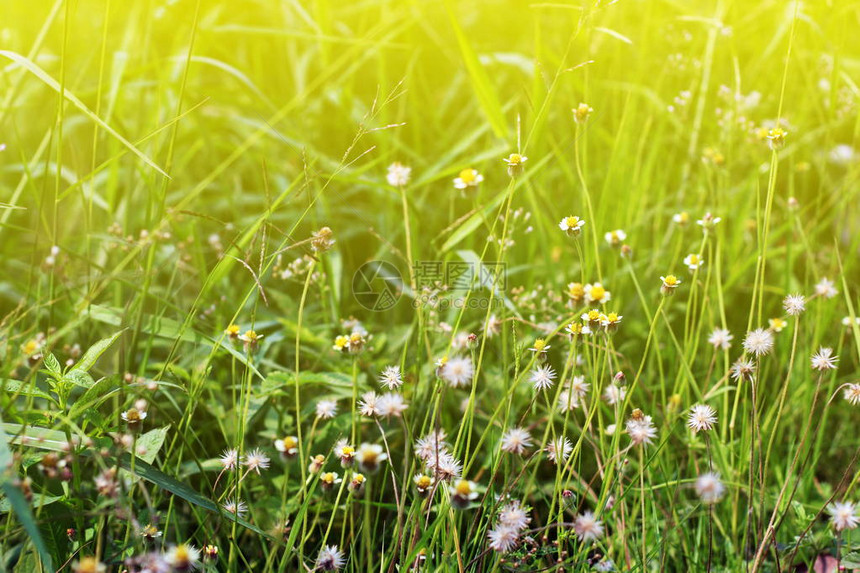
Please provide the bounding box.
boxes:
[702,147,725,166]
[238,330,264,350]
[768,317,786,333]
[224,324,241,339]
[660,275,682,296]
[767,127,788,150]
[573,102,594,124]
[683,253,704,271]
[584,282,611,304]
[582,309,602,329]
[559,215,586,236]
[529,338,550,354]
[320,471,341,490]
[565,322,590,337]
[604,229,627,247]
[600,312,623,329]
[347,332,366,353]
[453,168,484,190]
[332,335,349,352]
[503,153,528,177]
[566,282,585,303]
[673,212,690,226]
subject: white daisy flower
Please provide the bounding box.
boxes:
[695,472,725,504]
[488,525,520,552]
[315,399,338,420]
[386,162,411,187]
[530,364,557,391]
[500,427,533,455]
[828,501,859,531]
[683,253,704,271]
[687,404,717,433]
[439,356,474,388]
[604,229,626,247]
[545,436,573,464]
[815,277,838,299]
[810,347,838,371]
[558,215,586,236]
[583,283,611,304]
[379,365,404,389]
[243,448,270,474]
[707,328,733,350]
[782,294,805,316]
[626,410,657,446]
[453,168,483,189]
[742,328,774,357]
[315,544,346,571]
[574,511,604,542]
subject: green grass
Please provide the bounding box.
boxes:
[2,0,860,571]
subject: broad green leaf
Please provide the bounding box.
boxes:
[115,453,271,539]
[68,376,121,418]
[86,305,263,380]
[0,419,54,570]
[0,495,63,514]
[71,330,125,373]
[63,369,95,389]
[2,380,54,402]
[135,427,169,464]
[43,354,62,376]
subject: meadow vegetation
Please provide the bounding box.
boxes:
[1,0,860,571]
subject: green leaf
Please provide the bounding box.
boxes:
[841,551,860,568]
[0,51,169,178]
[71,330,125,373]
[439,191,506,253]
[69,376,121,418]
[62,369,95,389]
[0,419,54,570]
[115,453,271,539]
[134,427,169,464]
[43,354,62,376]
[0,495,63,514]
[2,380,54,402]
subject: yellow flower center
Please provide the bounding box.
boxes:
[663,275,679,286]
[125,408,141,422]
[565,216,579,227]
[533,339,547,351]
[568,282,584,298]
[175,545,190,562]
[590,286,605,300]
[587,310,601,321]
[454,480,472,495]
[353,474,365,484]
[416,475,432,488]
[508,154,522,165]
[284,436,297,449]
[226,325,240,335]
[459,168,477,183]
[23,340,39,354]
[341,446,354,456]
[606,313,620,323]
[769,318,786,330]
[322,472,335,484]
